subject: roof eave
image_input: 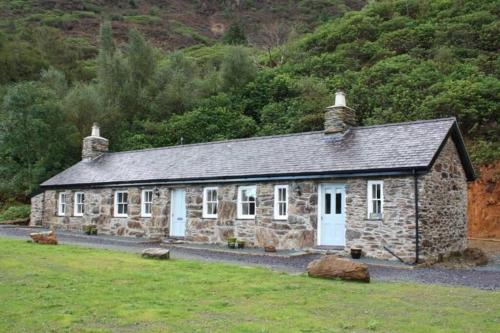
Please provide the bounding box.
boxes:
[39,166,430,189]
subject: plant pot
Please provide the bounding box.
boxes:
[351,248,362,259]
[237,241,246,249]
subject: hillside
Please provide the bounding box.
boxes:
[0,0,365,49]
[0,0,498,207]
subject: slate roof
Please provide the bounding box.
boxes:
[41,117,475,188]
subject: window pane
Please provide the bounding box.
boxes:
[123,193,128,203]
[241,189,248,201]
[335,193,342,214]
[213,203,217,215]
[325,193,331,214]
[242,203,248,215]
[249,202,255,215]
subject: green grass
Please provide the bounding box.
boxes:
[0,238,498,332]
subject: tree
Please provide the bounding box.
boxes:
[162,106,257,145]
[0,82,79,197]
[220,46,256,91]
[222,22,247,45]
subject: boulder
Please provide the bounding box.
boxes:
[142,248,170,260]
[307,255,370,282]
[30,231,58,245]
[463,247,488,266]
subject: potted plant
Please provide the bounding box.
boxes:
[351,247,362,259]
[237,240,246,249]
[227,237,237,249]
[83,225,98,235]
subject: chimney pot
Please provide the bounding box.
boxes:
[91,123,100,137]
[334,91,346,107]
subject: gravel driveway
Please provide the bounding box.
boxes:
[1,225,499,290]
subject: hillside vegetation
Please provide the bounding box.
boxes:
[0,0,498,207]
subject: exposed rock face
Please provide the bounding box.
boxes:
[30,231,58,245]
[468,162,500,239]
[307,255,370,282]
[142,248,170,260]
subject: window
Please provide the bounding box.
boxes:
[237,186,256,219]
[58,192,66,216]
[367,181,383,219]
[141,190,153,217]
[74,192,85,216]
[274,185,288,219]
[203,187,218,218]
[114,191,128,217]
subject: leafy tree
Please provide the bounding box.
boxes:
[220,46,256,91]
[0,82,78,198]
[162,106,257,145]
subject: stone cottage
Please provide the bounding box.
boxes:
[31,92,475,262]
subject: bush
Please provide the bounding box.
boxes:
[0,205,30,222]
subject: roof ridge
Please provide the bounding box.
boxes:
[107,130,324,155]
[353,117,456,130]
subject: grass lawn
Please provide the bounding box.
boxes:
[0,238,499,332]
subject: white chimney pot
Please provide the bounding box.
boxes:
[91,123,100,137]
[334,91,346,107]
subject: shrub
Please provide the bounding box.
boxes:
[0,205,30,222]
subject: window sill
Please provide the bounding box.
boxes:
[141,214,152,218]
[114,215,128,218]
[273,216,288,221]
[237,216,255,220]
[202,215,218,219]
[74,214,84,217]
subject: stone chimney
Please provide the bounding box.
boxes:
[82,123,109,161]
[324,91,356,134]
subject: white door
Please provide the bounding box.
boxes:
[170,189,186,237]
[319,184,346,246]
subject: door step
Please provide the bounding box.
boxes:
[310,245,347,254]
[162,237,185,244]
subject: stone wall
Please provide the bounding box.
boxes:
[29,193,45,226]
[419,137,468,261]
[345,177,416,260]
[41,187,169,239]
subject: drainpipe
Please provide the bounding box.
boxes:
[413,169,420,264]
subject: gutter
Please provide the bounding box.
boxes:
[413,168,420,264]
[40,167,428,190]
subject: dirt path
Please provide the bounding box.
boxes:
[1,225,499,290]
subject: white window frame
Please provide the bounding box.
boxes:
[114,191,129,218]
[203,187,218,218]
[58,192,66,216]
[237,185,257,219]
[141,189,153,217]
[273,185,288,220]
[367,180,384,219]
[74,192,85,217]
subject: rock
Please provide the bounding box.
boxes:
[307,255,370,282]
[142,248,170,260]
[264,245,276,253]
[30,231,58,245]
[463,247,488,266]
